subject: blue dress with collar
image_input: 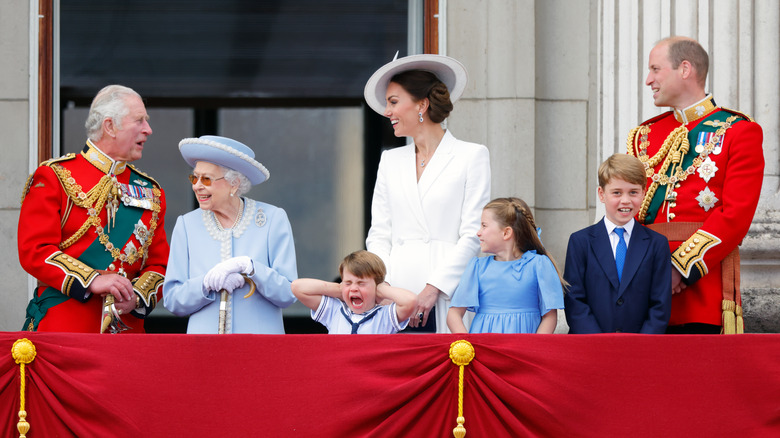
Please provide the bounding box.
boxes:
[450,251,564,334]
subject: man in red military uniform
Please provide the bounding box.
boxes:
[19,84,170,333]
[627,37,764,334]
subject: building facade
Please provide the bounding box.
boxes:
[2,0,777,332]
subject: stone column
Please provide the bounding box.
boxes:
[0,1,35,331]
[594,0,780,331]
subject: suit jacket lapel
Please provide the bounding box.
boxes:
[417,130,455,200]
[618,225,651,296]
[590,222,620,290]
[398,145,429,231]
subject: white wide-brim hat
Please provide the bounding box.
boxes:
[363,53,468,115]
[178,135,270,185]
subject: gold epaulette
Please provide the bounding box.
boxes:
[720,107,754,123]
[127,164,162,189]
[20,154,78,204]
[40,153,77,167]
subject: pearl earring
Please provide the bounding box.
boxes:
[418,112,424,123]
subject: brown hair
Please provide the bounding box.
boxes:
[390,70,453,123]
[338,250,386,285]
[660,36,709,87]
[483,197,568,289]
[598,154,647,190]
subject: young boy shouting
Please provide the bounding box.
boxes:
[292,250,417,334]
[563,154,672,333]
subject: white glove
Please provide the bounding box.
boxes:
[216,256,254,275]
[221,272,246,294]
[203,256,254,292]
[203,265,229,292]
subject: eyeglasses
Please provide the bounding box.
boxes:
[188,174,225,186]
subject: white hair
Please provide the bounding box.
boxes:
[222,166,252,196]
[85,85,142,142]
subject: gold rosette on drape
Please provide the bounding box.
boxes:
[12,338,37,438]
[449,340,475,438]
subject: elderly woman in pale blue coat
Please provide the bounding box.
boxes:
[163,135,297,333]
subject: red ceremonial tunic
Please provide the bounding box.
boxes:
[628,96,764,326]
[18,141,170,333]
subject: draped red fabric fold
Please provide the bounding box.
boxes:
[1,332,779,437]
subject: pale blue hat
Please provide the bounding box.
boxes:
[178,135,269,185]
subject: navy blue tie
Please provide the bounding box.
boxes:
[615,227,627,282]
[340,306,380,334]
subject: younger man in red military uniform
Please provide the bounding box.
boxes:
[19,85,170,333]
[627,37,764,333]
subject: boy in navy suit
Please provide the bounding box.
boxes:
[564,154,671,333]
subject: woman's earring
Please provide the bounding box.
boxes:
[418,112,424,123]
[230,192,235,197]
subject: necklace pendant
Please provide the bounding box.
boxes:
[420,160,426,167]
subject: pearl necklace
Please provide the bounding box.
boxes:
[213,198,243,231]
[203,197,254,259]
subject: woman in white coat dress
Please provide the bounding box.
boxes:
[163,135,298,333]
[364,54,491,333]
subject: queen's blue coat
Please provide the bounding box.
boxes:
[163,198,298,333]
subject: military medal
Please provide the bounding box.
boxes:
[712,135,723,155]
[702,120,728,154]
[695,131,712,153]
[697,156,718,182]
[696,187,719,211]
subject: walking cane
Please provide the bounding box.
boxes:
[218,274,257,334]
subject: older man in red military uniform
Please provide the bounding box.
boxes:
[19,84,170,333]
[627,37,764,334]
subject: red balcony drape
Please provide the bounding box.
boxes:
[2,332,779,437]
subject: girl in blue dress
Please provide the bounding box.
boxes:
[447,197,566,334]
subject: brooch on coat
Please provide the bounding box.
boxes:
[255,208,267,228]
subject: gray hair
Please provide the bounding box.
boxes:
[222,166,252,196]
[85,85,142,142]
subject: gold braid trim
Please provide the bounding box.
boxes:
[21,154,77,205]
[628,115,738,223]
[49,163,162,269]
[49,164,115,249]
[671,230,721,278]
[127,163,162,188]
[626,124,685,169]
[19,173,35,206]
[45,252,99,294]
[721,107,754,122]
[132,271,164,308]
[628,125,689,222]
